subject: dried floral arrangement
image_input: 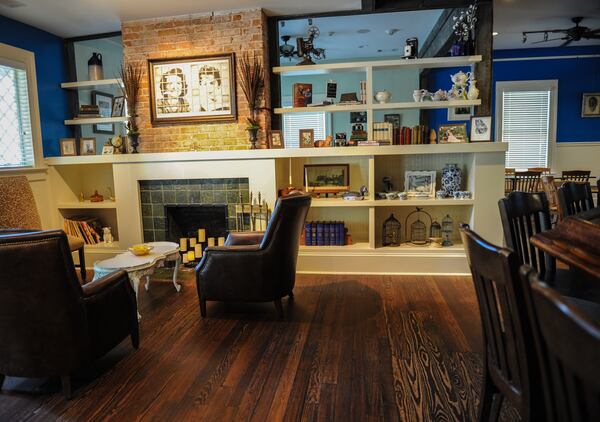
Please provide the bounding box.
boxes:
[237,53,268,129]
[119,63,143,135]
[453,3,478,42]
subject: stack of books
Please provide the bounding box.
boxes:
[304,221,346,246]
[398,125,431,145]
[63,216,102,244]
[359,122,393,146]
[75,104,101,119]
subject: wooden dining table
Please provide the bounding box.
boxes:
[531,207,600,280]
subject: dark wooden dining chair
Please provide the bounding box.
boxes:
[505,168,515,195]
[521,267,600,422]
[540,175,561,224]
[460,226,544,422]
[561,170,591,183]
[514,171,542,193]
[557,182,594,217]
[498,192,555,281]
[597,179,600,206]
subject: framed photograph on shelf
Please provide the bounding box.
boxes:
[268,130,284,149]
[112,96,125,117]
[59,138,77,156]
[91,91,114,134]
[148,53,237,125]
[404,171,436,198]
[80,137,96,155]
[304,164,350,195]
[438,123,468,143]
[384,113,401,128]
[470,116,492,142]
[299,129,314,148]
[447,106,472,121]
[102,145,115,155]
[581,93,600,118]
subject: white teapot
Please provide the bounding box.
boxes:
[450,71,471,87]
[374,90,392,104]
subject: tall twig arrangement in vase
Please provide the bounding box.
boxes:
[238,53,268,149]
[119,63,143,153]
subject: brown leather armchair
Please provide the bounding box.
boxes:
[195,192,311,319]
[0,230,139,399]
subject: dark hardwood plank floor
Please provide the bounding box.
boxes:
[0,270,519,421]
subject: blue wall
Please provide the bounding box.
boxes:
[0,15,70,157]
[427,46,600,142]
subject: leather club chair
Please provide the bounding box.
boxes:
[195,192,311,319]
[0,230,139,399]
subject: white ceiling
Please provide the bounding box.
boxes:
[279,9,444,61]
[493,0,600,49]
[0,0,361,38]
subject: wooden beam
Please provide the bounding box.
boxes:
[473,1,493,116]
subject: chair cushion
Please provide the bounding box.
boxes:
[67,235,84,251]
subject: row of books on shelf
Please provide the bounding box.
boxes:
[74,104,101,119]
[303,221,347,246]
[63,217,102,245]
[394,125,431,145]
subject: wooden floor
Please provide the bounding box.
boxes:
[0,271,519,421]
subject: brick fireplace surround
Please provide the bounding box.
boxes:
[122,8,271,153]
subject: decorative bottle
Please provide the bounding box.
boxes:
[441,164,462,196]
[467,79,480,100]
[88,52,103,81]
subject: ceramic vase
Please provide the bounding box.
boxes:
[247,127,259,149]
[467,79,480,100]
[442,163,462,196]
[128,133,140,153]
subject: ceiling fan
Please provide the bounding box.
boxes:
[522,17,600,46]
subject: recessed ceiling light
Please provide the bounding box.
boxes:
[493,32,499,36]
[358,45,366,48]
[357,29,370,34]
[385,28,399,36]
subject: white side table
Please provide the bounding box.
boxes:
[93,241,181,319]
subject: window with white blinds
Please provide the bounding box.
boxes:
[0,62,34,168]
[496,80,557,169]
[282,112,326,148]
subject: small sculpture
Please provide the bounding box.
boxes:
[102,227,113,244]
[90,190,104,202]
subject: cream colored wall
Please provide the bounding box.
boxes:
[554,142,600,179]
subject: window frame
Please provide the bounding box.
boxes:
[0,43,44,171]
[495,79,558,170]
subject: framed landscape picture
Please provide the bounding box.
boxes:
[304,164,350,194]
[92,91,114,134]
[470,116,492,142]
[148,53,237,125]
[581,93,600,118]
[404,171,436,198]
[447,106,472,121]
[438,123,468,143]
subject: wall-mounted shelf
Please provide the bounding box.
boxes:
[274,100,481,115]
[64,116,127,125]
[61,78,123,90]
[273,55,482,76]
[310,198,475,208]
[57,200,118,209]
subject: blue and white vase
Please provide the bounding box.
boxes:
[442,163,462,196]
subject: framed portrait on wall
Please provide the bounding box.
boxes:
[470,116,492,142]
[581,93,600,118]
[148,53,237,125]
[92,91,114,134]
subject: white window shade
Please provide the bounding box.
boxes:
[0,63,34,168]
[283,112,326,148]
[496,80,557,170]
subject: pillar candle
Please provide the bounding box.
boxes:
[207,237,215,247]
[194,244,202,258]
[187,251,195,261]
[198,229,206,242]
[218,236,225,246]
[182,253,189,264]
[179,238,187,252]
[189,238,197,247]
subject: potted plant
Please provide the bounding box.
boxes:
[238,53,269,149]
[119,63,143,153]
[452,3,478,56]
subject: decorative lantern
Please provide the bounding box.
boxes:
[405,207,432,246]
[441,214,454,246]
[382,213,401,246]
[430,219,442,239]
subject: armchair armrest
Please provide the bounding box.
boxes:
[82,270,129,297]
[225,231,264,246]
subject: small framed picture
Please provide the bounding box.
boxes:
[59,138,77,156]
[112,96,125,117]
[299,129,314,148]
[384,113,401,128]
[268,130,284,149]
[438,123,468,143]
[80,137,96,155]
[102,145,115,155]
[448,106,472,121]
[405,170,436,198]
[350,111,367,123]
[470,116,492,142]
[581,93,600,118]
[92,90,114,134]
[304,164,350,194]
